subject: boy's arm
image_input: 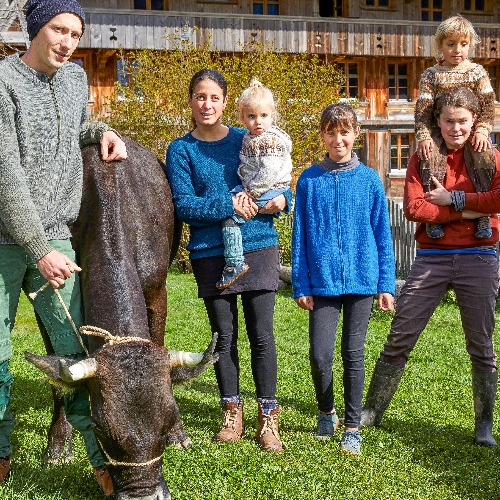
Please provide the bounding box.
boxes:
[415,69,436,143]
[474,66,496,138]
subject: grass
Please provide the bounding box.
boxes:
[1,269,499,499]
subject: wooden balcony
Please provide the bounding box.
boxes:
[80,10,500,58]
[4,8,499,59]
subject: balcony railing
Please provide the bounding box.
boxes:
[3,9,499,59]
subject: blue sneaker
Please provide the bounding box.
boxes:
[340,430,362,455]
[315,412,340,440]
[426,223,444,239]
[216,263,249,290]
[475,216,492,239]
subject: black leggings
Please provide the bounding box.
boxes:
[203,290,278,400]
[309,294,374,428]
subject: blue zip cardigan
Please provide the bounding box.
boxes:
[165,126,292,260]
[292,162,395,298]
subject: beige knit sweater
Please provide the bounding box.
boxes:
[415,59,495,143]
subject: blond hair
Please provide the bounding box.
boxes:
[238,78,277,118]
[434,14,480,55]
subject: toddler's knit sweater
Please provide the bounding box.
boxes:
[165,126,292,260]
[238,125,292,199]
[415,59,495,143]
[292,160,395,299]
[0,54,111,259]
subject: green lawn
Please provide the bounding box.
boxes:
[1,270,499,499]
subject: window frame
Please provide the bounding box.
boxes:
[252,0,280,15]
[133,0,168,10]
[388,63,409,101]
[462,0,492,14]
[421,0,444,22]
[340,62,359,99]
[363,0,394,10]
[390,132,415,172]
[319,0,345,17]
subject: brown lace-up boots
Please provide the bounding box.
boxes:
[256,403,283,452]
[214,401,244,442]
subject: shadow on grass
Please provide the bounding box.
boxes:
[369,417,500,500]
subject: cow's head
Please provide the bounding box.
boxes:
[25,333,218,500]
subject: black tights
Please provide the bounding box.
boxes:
[203,290,277,400]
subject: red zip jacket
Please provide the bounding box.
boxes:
[404,147,500,249]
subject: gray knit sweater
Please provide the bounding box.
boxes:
[0,54,111,260]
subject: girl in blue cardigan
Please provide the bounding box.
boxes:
[292,103,395,455]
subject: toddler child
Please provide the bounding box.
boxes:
[216,79,292,289]
[415,14,495,239]
[291,103,395,455]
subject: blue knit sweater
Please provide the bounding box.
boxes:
[165,126,292,260]
[292,162,395,298]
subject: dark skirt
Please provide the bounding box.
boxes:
[191,246,280,298]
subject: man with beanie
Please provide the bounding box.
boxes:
[0,0,126,495]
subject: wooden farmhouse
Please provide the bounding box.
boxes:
[2,0,500,197]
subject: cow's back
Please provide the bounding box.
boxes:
[73,138,174,350]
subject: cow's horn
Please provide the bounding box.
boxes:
[169,332,219,368]
[168,350,204,368]
[59,358,98,382]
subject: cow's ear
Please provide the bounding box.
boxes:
[24,352,83,389]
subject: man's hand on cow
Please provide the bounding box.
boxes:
[100,131,128,162]
[36,250,82,288]
[259,194,286,214]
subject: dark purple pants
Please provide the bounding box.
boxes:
[380,253,498,372]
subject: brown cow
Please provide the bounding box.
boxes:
[26,138,216,499]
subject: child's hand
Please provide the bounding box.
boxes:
[259,194,286,214]
[377,292,394,312]
[471,132,491,152]
[462,210,490,219]
[233,192,258,220]
[417,139,433,160]
[295,295,314,311]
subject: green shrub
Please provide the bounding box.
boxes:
[106,36,346,269]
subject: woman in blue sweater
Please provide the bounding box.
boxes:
[165,69,292,452]
[292,103,395,455]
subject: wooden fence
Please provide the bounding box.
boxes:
[387,199,416,279]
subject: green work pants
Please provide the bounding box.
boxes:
[0,241,103,466]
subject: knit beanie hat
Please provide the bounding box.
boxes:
[26,0,85,41]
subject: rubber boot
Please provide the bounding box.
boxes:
[214,402,244,442]
[256,403,283,452]
[360,359,405,428]
[472,369,498,447]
